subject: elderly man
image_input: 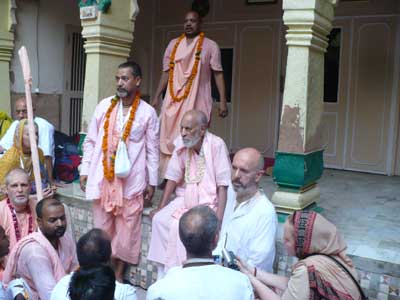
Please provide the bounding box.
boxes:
[151,10,228,178]
[148,109,231,275]
[0,97,55,182]
[0,168,37,272]
[51,228,137,300]
[3,198,78,300]
[215,148,277,272]
[80,61,159,282]
[147,206,254,300]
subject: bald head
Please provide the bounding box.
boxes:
[182,110,208,128]
[232,148,264,201]
[5,167,30,186]
[234,148,264,172]
[179,206,219,257]
[180,110,208,149]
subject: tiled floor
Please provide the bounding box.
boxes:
[260,169,400,264]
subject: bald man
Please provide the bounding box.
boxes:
[214,148,277,272]
[148,110,231,275]
[0,97,55,182]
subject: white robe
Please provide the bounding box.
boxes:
[50,273,137,300]
[215,189,277,272]
[0,117,55,158]
[147,264,254,300]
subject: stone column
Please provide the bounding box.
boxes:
[80,0,139,132]
[0,0,16,114]
[272,0,338,213]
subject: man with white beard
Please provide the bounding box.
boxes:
[214,148,277,273]
[148,110,231,277]
[0,168,37,266]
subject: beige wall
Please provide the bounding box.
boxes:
[9,0,80,130]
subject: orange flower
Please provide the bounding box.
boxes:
[168,32,205,102]
[102,91,141,181]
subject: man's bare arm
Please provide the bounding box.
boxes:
[216,185,228,222]
[213,71,228,118]
[149,180,177,218]
[151,71,169,109]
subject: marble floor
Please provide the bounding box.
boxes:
[260,169,400,265]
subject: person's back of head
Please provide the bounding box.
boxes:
[68,265,115,300]
[179,205,219,257]
[77,228,112,267]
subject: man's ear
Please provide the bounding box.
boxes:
[255,169,264,183]
[135,76,142,87]
[0,185,7,196]
[211,231,220,251]
[36,217,42,229]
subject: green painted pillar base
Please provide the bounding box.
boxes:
[272,149,324,214]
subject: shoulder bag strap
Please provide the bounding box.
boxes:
[306,253,367,300]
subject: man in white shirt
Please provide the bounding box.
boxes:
[0,97,55,182]
[51,228,137,300]
[147,206,254,300]
[215,148,277,272]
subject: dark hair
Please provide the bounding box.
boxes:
[118,61,142,77]
[69,265,115,300]
[77,229,112,267]
[191,0,209,18]
[179,205,219,256]
[35,198,63,218]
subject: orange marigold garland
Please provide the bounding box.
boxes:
[102,90,141,181]
[168,32,205,102]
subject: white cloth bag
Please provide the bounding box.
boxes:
[114,101,132,178]
[114,139,132,178]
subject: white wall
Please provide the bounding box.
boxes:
[11,0,80,94]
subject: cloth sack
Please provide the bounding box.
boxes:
[114,139,131,178]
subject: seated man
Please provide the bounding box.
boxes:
[69,265,116,300]
[147,206,254,300]
[0,97,55,183]
[215,148,277,272]
[51,228,137,300]
[0,168,37,274]
[3,198,78,300]
[0,225,31,300]
[148,110,231,274]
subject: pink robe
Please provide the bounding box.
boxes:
[159,36,223,177]
[0,198,37,278]
[81,97,159,199]
[148,132,231,268]
[3,231,78,300]
[81,97,159,264]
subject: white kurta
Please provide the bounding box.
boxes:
[146,264,254,300]
[0,117,55,158]
[215,189,277,272]
[50,273,138,300]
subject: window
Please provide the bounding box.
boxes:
[324,28,341,103]
[211,48,233,103]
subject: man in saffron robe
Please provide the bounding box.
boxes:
[79,61,159,282]
[151,10,228,178]
[3,198,78,300]
[148,110,231,277]
[0,168,37,275]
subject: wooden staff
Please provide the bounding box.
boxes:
[18,46,43,200]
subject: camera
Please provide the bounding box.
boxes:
[221,248,240,271]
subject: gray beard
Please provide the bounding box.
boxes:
[116,90,128,98]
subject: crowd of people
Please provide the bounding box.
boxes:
[0,8,364,300]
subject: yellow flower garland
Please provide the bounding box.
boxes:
[168,32,205,102]
[102,91,141,181]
